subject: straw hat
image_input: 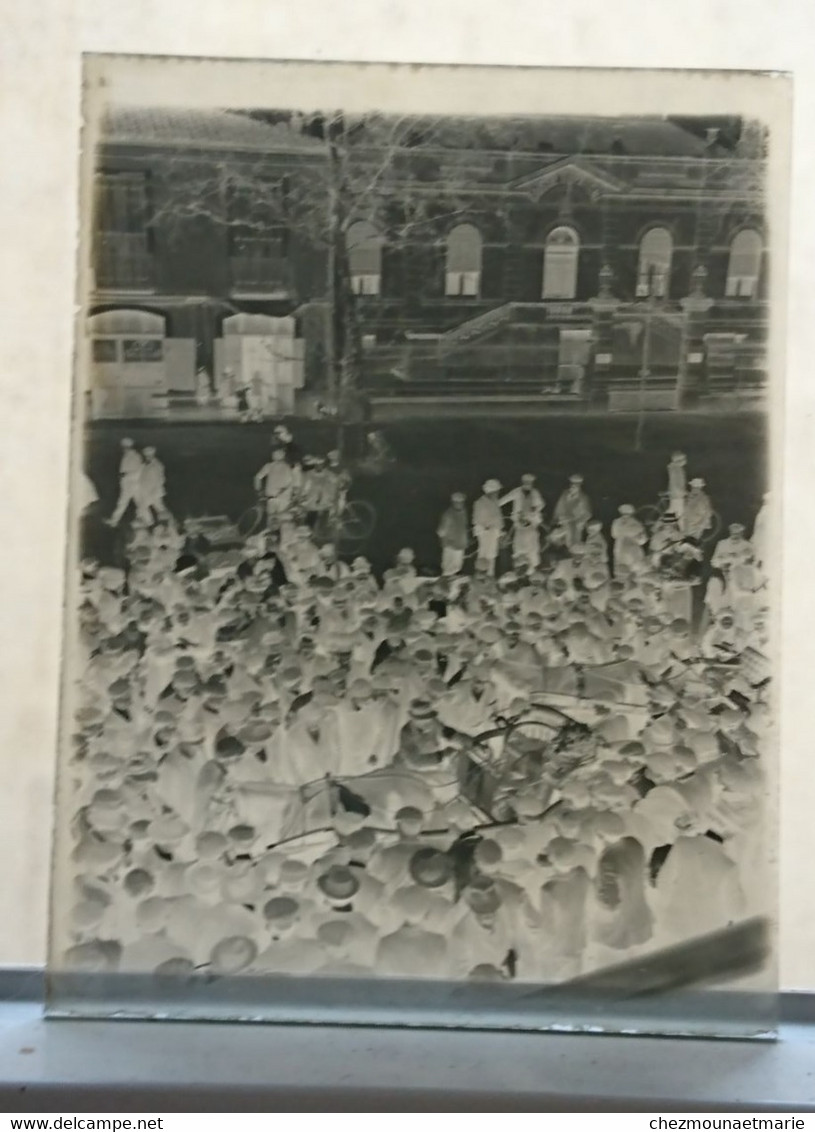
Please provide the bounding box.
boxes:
[317,865,360,902]
[409,848,453,889]
[263,896,299,924]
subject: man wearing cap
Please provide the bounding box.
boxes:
[711,523,753,576]
[436,492,469,577]
[135,446,172,529]
[254,447,296,528]
[683,478,714,540]
[396,699,459,803]
[553,475,591,551]
[106,438,145,528]
[610,504,647,578]
[472,480,504,577]
[500,474,545,572]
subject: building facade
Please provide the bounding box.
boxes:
[86,108,769,417]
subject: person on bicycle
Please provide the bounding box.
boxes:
[253,446,296,527]
[325,449,352,517]
[683,477,714,540]
[667,451,688,522]
[553,474,591,551]
[501,474,545,572]
[299,455,333,529]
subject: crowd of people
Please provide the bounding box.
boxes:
[64,427,772,986]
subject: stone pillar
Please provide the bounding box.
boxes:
[587,264,620,407]
[677,265,714,407]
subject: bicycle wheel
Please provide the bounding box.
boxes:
[339,499,377,542]
[237,503,264,539]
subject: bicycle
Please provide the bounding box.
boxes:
[635,491,722,546]
[312,496,377,545]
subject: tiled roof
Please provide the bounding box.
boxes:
[100,107,324,152]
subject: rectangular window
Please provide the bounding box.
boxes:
[636,270,668,299]
[725,275,758,299]
[231,233,290,292]
[351,274,381,296]
[122,338,163,363]
[95,173,154,291]
[92,338,118,363]
[445,271,480,297]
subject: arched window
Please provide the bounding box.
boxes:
[445,224,483,297]
[347,220,383,296]
[637,227,673,297]
[726,229,762,298]
[542,226,580,300]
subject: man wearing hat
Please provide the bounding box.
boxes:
[683,477,714,540]
[610,504,647,578]
[106,438,144,528]
[553,475,591,551]
[136,446,171,528]
[500,474,545,572]
[436,492,469,577]
[472,480,505,576]
[254,446,296,529]
[711,522,753,576]
[396,699,459,802]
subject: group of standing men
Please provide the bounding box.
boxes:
[105,439,171,530]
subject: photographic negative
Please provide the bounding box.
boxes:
[48,58,790,1034]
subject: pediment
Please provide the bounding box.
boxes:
[513,157,626,201]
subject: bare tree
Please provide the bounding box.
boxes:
[145,110,512,451]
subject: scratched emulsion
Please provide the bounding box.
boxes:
[55,94,776,999]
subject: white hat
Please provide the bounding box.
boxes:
[569,474,584,485]
[521,473,535,484]
[482,479,501,494]
[618,504,635,516]
[690,477,706,488]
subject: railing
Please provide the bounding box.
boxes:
[95,234,154,291]
[437,303,516,357]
